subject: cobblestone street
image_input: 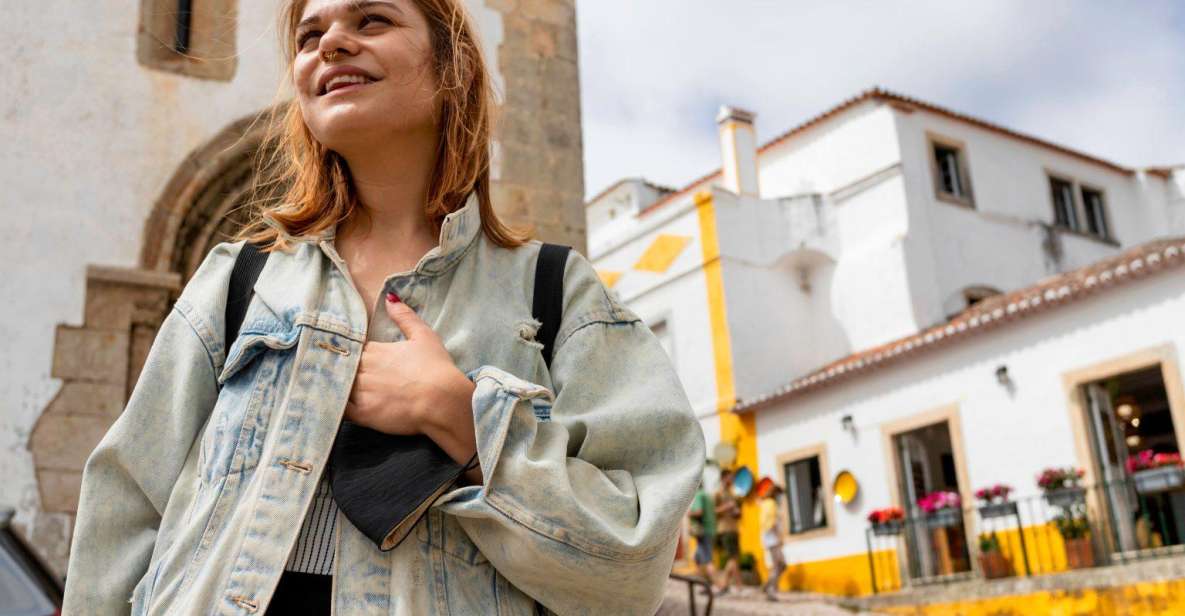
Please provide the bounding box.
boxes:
[657,580,883,616]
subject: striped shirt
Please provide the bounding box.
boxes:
[284,471,338,575]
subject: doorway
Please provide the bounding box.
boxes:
[885,410,972,582]
[1082,364,1185,558]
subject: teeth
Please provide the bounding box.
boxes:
[324,74,372,93]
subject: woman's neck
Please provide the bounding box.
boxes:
[337,127,439,250]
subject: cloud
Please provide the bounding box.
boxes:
[576,0,1185,199]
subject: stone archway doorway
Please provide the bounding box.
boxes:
[27,107,280,575]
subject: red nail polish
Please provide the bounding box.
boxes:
[386,291,401,303]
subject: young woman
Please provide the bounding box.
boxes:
[61,1,705,614]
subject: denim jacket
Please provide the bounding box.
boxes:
[61,193,706,615]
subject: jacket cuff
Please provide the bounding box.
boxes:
[433,365,552,508]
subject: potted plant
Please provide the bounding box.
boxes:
[1126,451,1185,495]
[974,484,1016,519]
[977,532,1013,579]
[867,507,905,536]
[1054,511,1094,569]
[738,551,761,586]
[918,490,962,528]
[1038,467,1086,508]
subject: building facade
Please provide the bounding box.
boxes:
[588,88,1185,603]
[2,0,583,576]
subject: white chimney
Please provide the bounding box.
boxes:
[716,105,759,197]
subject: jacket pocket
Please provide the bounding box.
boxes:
[199,320,301,485]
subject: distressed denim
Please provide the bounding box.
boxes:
[61,193,706,616]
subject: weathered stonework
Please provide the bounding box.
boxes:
[137,0,240,81]
[486,0,586,252]
[27,266,180,574]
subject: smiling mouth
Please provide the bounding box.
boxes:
[320,75,381,96]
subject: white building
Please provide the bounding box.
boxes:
[588,88,1185,598]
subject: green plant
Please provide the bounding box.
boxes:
[738,551,757,572]
[1054,512,1091,539]
[978,532,1002,553]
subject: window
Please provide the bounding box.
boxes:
[1047,173,1111,241]
[1050,177,1078,230]
[783,456,827,534]
[1082,187,1109,239]
[928,135,974,207]
[138,0,239,81]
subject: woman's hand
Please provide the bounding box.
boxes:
[344,292,483,485]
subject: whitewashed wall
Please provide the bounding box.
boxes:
[754,271,1185,564]
[893,107,1179,328]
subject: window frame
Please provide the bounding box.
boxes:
[137,0,239,81]
[1045,170,1116,244]
[1079,183,1112,241]
[774,443,836,542]
[926,133,975,208]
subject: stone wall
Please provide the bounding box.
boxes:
[486,0,586,252]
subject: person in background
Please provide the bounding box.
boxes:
[760,481,787,602]
[713,468,743,596]
[688,477,718,592]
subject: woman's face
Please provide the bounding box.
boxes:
[292,0,439,152]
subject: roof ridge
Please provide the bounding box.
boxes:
[736,236,1185,413]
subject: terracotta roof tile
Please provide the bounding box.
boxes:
[735,237,1185,413]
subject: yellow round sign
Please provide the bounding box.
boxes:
[833,470,859,505]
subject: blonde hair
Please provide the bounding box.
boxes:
[234,0,529,251]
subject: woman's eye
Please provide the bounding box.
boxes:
[360,14,392,28]
[297,31,321,49]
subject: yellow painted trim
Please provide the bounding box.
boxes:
[880,578,1185,615]
[780,549,898,597]
[694,190,764,581]
[596,269,622,288]
[694,190,735,414]
[632,233,691,273]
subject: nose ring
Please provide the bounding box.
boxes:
[322,50,338,62]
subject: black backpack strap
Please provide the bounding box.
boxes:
[224,241,270,358]
[532,243,571,369]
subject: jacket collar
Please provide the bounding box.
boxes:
[305,190,482,276]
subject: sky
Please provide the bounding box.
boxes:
[574,1,1185,200]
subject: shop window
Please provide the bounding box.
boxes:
[137,0,239,81]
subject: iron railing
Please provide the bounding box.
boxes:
[865,473,1185,593]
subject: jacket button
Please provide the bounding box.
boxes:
[231,595,259,612]
[280,458,313,474]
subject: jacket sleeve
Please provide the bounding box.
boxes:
[61,248,234,615]
[437,251,707,616]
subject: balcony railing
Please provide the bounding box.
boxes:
[864,473,1185,593]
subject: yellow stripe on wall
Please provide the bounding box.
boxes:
[694,190,763,580]
[881,579,1185,616]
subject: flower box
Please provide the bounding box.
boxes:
[978,551,1013,579]
[871,520,904,536]
[1044,487,1086,509]
[1064,536,1094,569]
[1131,465,1185,495]
[924,508,962,528]
[977,501,1018,520]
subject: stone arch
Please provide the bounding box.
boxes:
[27,107,280,576]
[140,105,281,280]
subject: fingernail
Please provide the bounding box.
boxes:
[386,291,401,303]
